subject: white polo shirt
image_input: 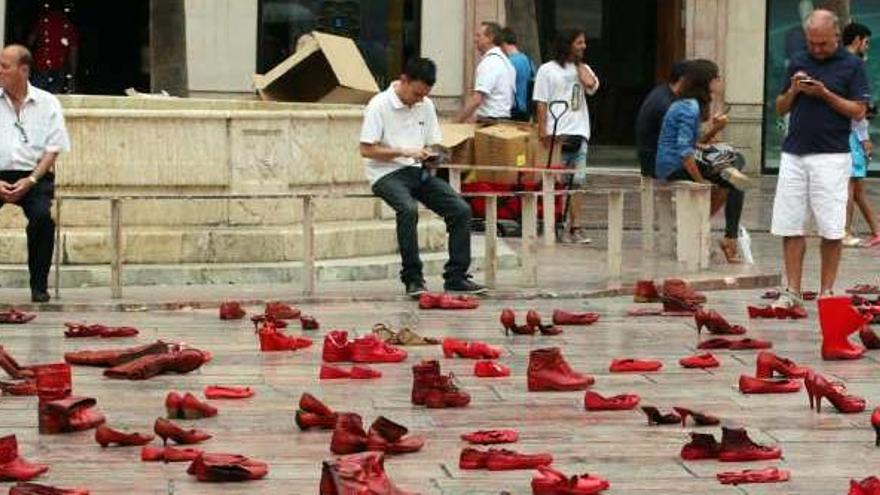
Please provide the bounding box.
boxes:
[0,83,70,172]
[533,61,600,139]
[360,82,442,185]
[474,46,516,119]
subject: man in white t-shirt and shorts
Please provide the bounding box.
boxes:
[533,29,599,244]
[456,21,516,123]
[361,58,487,298]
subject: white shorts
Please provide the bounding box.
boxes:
[770,152,851,240]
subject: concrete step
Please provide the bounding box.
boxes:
[0,236,519,289]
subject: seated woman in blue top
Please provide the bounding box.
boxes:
[655,59,751,262]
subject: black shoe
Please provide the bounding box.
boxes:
[31,291,50,303]
[444,276,488,295]
[405,280,428,298]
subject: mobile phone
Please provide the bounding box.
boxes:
[799,78,819,86]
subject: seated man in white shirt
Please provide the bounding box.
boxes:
[360,58,487,297]
[456,21,516,123]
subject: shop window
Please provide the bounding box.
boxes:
[258,0,421,88]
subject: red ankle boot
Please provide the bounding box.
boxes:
[411,360,440,405]
[609,358,662,372]
[0,435,48,481]
[186,453,268,482]
[528,348,593,391]
[424,374,471,408]
[820,296,869,360]
[500,308,534,335]
[181,393,218,419]
[694,308,746,336]
[551,309,600,325]
[153,418,212,445]
[265,301,300,319]
[679,353,719,368]
[672,407,720,427]
[365,416,424,454]
[804,372,865,413]
[640,406,680,425]
[257,322,312,352]
[460,429,518,445]
[219,302,246,320]
[738,375,801,394]
[322,330,353,362]
[860,326,880,349]
[525,310,563,335]
[350,335,407,363]
[330,413,368,455]
[39,396,106,434]
[204,386,254,400]
[680,432,721,460]
[94,425,154,447]
[755,351,810,378]
[633,280,660,303]
[473,360,510,377]
[531,465,610,494]
[718,427,781,462]
[873,407,880,446]
[662,278,706,304]
[8,482,90,494]
[320,451,416,495]
[717,467,791,485]
[584,391,640,411]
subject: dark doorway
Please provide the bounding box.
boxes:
[6,0,150,95]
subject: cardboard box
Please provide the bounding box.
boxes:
[438,123,476,166]
[253,31,379,104]
[474,124,531,184]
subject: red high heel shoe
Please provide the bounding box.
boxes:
[755,351,810,378]
[873,407,880,446]
[738,375,801,394]
[679,353,719,368]
[219,301,245,320]
[94,425,154,447]
[641,406,680,425]
[805,372,866,413]
[718,427,781,462]
[551,309,599,325]
[526,310,563,335]
[609,358,662,372]
[181,393,218,419]
[500,308,534,335]
[672,407,720,427]
[694,308,747,336]
[584,391,640,411]
[153,418,212,445]
[0,435,48,482]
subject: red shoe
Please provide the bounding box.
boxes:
[525,310,563,335]
[641,406,680,425]
[532,465,610,494]
[295,410,338,431]
[257,322,312,352]
[94,425,154,447]
[679,353,719,369]
[485,448,553,471]
[804,371,866,413]
[584,391,640,411]
[443,338,501,359]
[662,278,706,304]
[365,416,424,455]
[696,338,734,350]
[718,427,781,462]
[680,432,721,460]
[850,476,880,495]
[694,308,747,336]
[319,365,351,380]
[633,280,661,303]
[350,365,382,379]
[0,380,36,396]
[0,309,36,324]
[747,305,776,318]
[626,307,663,317]
[63,323,139,339]
[320,451,416,495]
[820,296,869,360]
[458,447,488,469]
[755,351,809,378]
[39,396,106,434]
[717,467,790,485]
[219,302,246,320]
[250,314,287,329]
[500,308,534,335]
[847,284,880,295]
[0,435,48,481]
[165,391,183,418]
[873,406,880,446]
[728,338,773,350]
[330,413,368,455]
[474,360,510,378]
[103,348,210,380]
[141,446,203,462]
[528,348,593,391]
[609,358,662,373]
[186,453,268,482]
[350,334,407,363]
[552,309,600,325]
[300,315,320,330]
[8,482,90,494]
[410,360,440,406]
[64,341,170,368]
[322,330,353,362]
[739,375,801,394]
[672,407,720,427]
[265,301,300,320]
[424,374,471,408]
[749,305,807,319]
[203,386,254,400]
[181,393,218,419]
[153,418,212,445]
[460,429,518,445]
[0,346,34,380]
[860,326,880,350]
[418,293,479,310]
[661,296,700,314]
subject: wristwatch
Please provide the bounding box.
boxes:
[27,175,38,185]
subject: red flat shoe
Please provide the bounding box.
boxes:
[460,429,518,445]
[186,453,268,482]
[219,301,245,320]
[473,361,510,378]
[141,446,204,462]
[531,465,610,494]
[350,335,407,363]
[485,448,553,471]
[153,418,212,445]
[95,425,154,447]
[641,406,680,425]
[717,467,790,485]
[680,432,720,460]
[679,353,719,368]
[300,315,319,330]
[552,309,599,325]
[63,323,139,339]
[0,435,48,481]
[672,407,720,426]
[625,307,662,317]
[418,293,479,310]
[0,309,36,324]
[609,358,662,372]
[265,301,300,320]
[728,338,773,350]
[203,386,254,400]
[755,351,810,378]
[319,365,351,380]
[181,393,218,419]
[350,365,382,379]
[165,391,183,418]
[8,482,90,494]
[739,375,801,394]
[694,308,747,336]
[443,338,501,360]
[584,391,640,411]
[718,427,781,462]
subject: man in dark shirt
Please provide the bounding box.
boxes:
[771,9,871,308]
[635,61,688,178]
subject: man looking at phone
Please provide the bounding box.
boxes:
[772,9,871,306]
[361,58,487,297]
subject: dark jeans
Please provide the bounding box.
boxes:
[666,153,745,239]
[0,171,55,292]
[638,150,656,178]
[372,167,472,284]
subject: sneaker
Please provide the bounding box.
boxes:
[443,276,488,295]
[771,289,804,310]
[30,291,50,304]
[562,228,593,245]
[843,234,863,248]
[720,167,752,191]
[404,280,428,298]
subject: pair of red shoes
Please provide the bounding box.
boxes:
[103,345,211,380]
[8,482,89,494]
[187,453,268,482]
[442,338,501,360]
[418,293,479,310]
[203,385,254,400]
[295,393,339,431]
[694,308,746,336]
[739,351,810,394]
[473,360,510,378]
[852,476,880,495]
[642,406,719,427]
[528,348,594,391]
[141,445,203,462]
[0,435,48,482]
[747,304,807,319]
[257,320,312,352]
[679,353,719,369]
[609,358,662,373]
[584,391,640,411]
[0,309,36,324]
[320,451,416,495]
[330,414,424,455]
[412,360,470,408]
[323,331,407,363]
[499,309,562,336]
[460,429,518,445]
[165,391,218,419]
[95,425,154,447]
[34,364,105,435]
[460,447,552,470]
[153,418,212,445]
[717,467,790,485]
[63,322,139,338]
[680,427,781,462]
[697,337,772,350]
[532,465,610,494]
[804,371,866,414]
[320,364,382,380]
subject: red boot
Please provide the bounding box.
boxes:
[203,386,254,400]
[322,330,353,362]
[319,451,416,495]
[633,280,660,303]
[680,432,721,460]
[527,347,593,391]
[662,278,706,304]
[819,296,869,360]
[39,394,106,435]
[755,351,810,378]
[181,393,218,419]
[219,302,246,320]
[679,353,719,369]
[694,308,746,336]
[330,413,368,455]
[552,309,600,325]
[718,427,781,462]
[186,453,268,482]
[411,360,440,406]
[0,435,48,481]
[8,482,90,494]
[350,334,407,363]
[738,375,801,394]
[473,360,510,378]
[94,425,154,447]
[153,418,212,445]
[265,301,300,319]
[717,467,790,485]
[460,429,518,445]
[672,407,720,427]
[584,391,640,411]
[424,374,471,408]
[609,358,662,372]
[531,465,610,494]
[365,416,424,454]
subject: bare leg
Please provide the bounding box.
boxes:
[853,179,880,235]
[819,238,843,294]
[782,236,806,294]
[568,191,584,230]
[845,179,856,235]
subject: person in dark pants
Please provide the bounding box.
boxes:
[0,45,70,303]
[360,58,487,297]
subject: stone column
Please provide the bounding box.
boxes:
[420,1,466,113]
[0,0,6,46]
[462,0,505,106]
[184,0,257,97]
[150,0,189,96]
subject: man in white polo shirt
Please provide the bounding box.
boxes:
[456,21,516,123]
[0,45,70,303]
[361,58,487,297]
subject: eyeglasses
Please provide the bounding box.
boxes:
[13,120,27,143]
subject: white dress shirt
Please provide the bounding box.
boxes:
[474,46,516,119]
[0,83,70,172]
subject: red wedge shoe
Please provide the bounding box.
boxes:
[634,279,661,303]
[739,375,801,394]
[8,482,90,494]
[460,429,518,445]
[717,467,790,485]
[474,361,510,378]
[265,301,300,320]
[330,413,368,455]
[219,301,246,320]
[673,407,720,426]
[186,453,268,482]
[141,446,203,462]
[153,418,212,445]
[203,386,254,400]
[679,353,719,368]
[718,427,781,462]
[350,334,407,363]
[527,347,594,391]
[531,465,610,494]
[0,435,48,482]
[322,330,353,362]
[95,425,154,447]
[552,309,600,325]
[300,315,320,330]
[350,365,382,379]
[755,351,810,378]
[609,358,662,372]
[680,432,721,460]
[319,365,351,380]
[365,416,424,455]
[641,406,680,425]
[584,391,640,411]
[525,310,563,335]
[500,308,534,336]
[181,393,218,419]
